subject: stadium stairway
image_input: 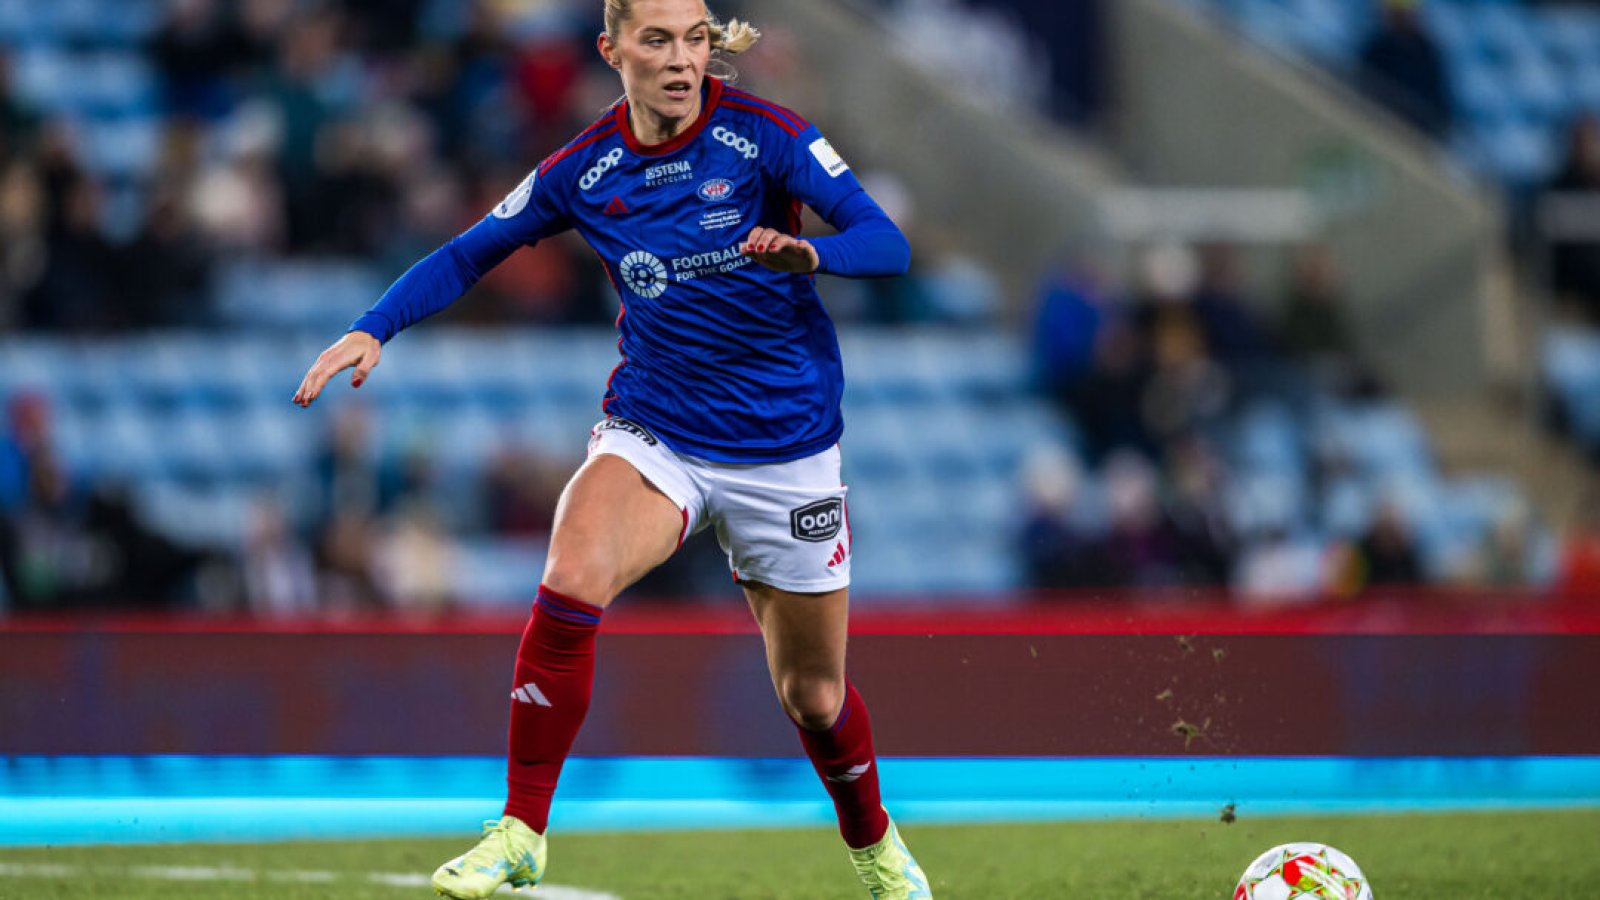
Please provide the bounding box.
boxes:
[1414,395,1597,533]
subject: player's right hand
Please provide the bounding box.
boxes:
[293,330,382,408]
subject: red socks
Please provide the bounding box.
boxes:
[503,585,603,833]
[796,680,891,849]
[502,589,885,849]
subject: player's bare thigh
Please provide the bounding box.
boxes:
[744,581,850,730]
[542,453,683,608]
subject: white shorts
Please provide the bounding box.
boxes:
[586,417,851,593]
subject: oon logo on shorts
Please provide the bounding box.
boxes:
[620,250,668,299]
[790,498,843,543]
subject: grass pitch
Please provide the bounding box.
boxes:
[1,809,1596,899]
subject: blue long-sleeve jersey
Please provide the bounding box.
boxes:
[351,78,910,463]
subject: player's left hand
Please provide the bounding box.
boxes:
[742,227,819,274]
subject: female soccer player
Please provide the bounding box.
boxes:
[293,1,930,897]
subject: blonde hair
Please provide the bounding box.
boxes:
[603,0,761,55]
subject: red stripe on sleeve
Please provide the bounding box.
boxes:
[724,87,810,132]
[722,100,802,138]
[538,125,620,177]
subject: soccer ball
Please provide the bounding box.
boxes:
[1234,843,1373,900]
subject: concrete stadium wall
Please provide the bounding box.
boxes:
[1111,0,1504,396]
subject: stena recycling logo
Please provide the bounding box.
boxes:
[493,171,536,218]
[620,250,669,299]
[580,147,625,191]
[712,126,759,160]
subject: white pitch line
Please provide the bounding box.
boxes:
[133,864,257,881]
[0,862,74,878]
[0,861,621,899]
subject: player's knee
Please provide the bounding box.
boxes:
[541,554,622,609]
[781,675,845,731]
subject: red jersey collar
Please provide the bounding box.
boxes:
[615,76,723,156]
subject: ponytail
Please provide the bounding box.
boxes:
[709,15,760,54]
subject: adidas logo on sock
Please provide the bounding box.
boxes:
[511,682,552,707]
[826,542,848,568]
[826,762,872,783]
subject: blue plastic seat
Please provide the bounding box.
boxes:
[1319,474,1374,539]
[1234,401,1305,475]
[1453,59,1515,121]
[1227,471,1308,537]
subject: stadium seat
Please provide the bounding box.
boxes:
[1234,401,1306,475]
[1453,58,1515,121]
[1227,470,1309,537]
[1319,474,1374,539]
[452,537,547,607]
[1197,0,1595,185]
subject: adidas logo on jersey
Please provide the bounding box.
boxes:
[603,196,629,216]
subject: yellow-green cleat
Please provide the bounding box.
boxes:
[849,817,932,899]
[431,815,546,899]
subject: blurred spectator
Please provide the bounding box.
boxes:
[1189,242,1273,371]
[152,0,245,121]
[190,140,288,253]
[1139,311,1231,447]
[241,496,318,616]
[263,10,360,252]
[481,446,564,538]
[1354,500,1424,589]
[1017,444,1099,590]
[1068,318,1151,462]
[1474,502,1540,588]
[314,406,382,523]
[1540,114,1600,325]
[20,130,122,332]
[1030,252,1106,396]
[236,0,297,72]
[510,34,588,141]
[376,501,456,612]
[1234,527,1328,603]
[1279,244,1383,398]
[1097,450,1185,588]
[0,392,51,515]
[1279,244,1355,360]
[0,161,46,329]
[1162,434,1235,586]
[337,0,424,55]
[1357,0,1453,140]
[316,510,383,610]
[0,53,40,165]
[379,165,467,272]
[81,483,206,607]
[121,185,214,326]
[1,456,200,611]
